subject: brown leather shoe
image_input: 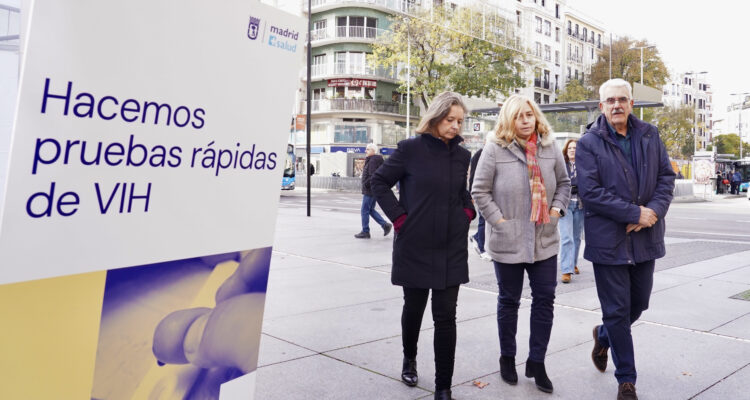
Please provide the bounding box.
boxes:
[561,273,571,283]
[574,265,580,274]
[591,325,608,372]
[617,382,638,400]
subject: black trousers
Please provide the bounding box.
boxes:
[401,285,460,390]
[493,255,557,362]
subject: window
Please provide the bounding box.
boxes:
[534,92,542,103]
[555,3,560,18]
[567,21,571,35]
[554,74,559,91]
[544,45,551,61]
[313,20,327,40]
[543,69,550,89]
[575,24,579,38]
[597,34,601,47]
[582,27,587,41]
[544,20,551,36]
[541,0,546,6]
[575,69,579,80]
[536,16,542,33]
[312,88,327,100]
[543,94,550,104]
[516,11,522,27]
[555,27,560,42]
[591,48,594,59]
[555,50,560,65]
[334,125,370,143]
[336,16,377,38]
[567,67,571,79]
[535,42,542,57]
[590,31,595,43]
[312,54,327,75]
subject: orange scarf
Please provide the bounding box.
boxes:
[526,134,549,225]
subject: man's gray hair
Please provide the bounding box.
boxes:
[366,143,378,153]
[599,78,633,101]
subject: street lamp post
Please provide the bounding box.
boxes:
[628,45,655,119]
[686,71,707,154]
[731,92,750,159]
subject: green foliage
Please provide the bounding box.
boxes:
[556,79,591,102]
[713,134,750,158]
[652,106,694,159]
[588,37,669,96]
[370,8,525,109]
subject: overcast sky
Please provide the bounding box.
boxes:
[569,0,747,121]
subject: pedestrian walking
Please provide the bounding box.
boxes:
[471,94,570,394]
[371,91,476,400]
[731,170,742,195]
[559,138,584,283]
[577,78,675,400]
[354,144,392,239]
[468,132,494,262]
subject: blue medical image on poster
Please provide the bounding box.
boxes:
[90,247,272,400]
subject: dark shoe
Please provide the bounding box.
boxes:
[617,382,638,400]
[383,223,392,236]
[525,359,553,393]
[434,389,452,400]
[354,231,371,239]
[401,357,418,387]
[499,355,518,385]
[591,325,609,372]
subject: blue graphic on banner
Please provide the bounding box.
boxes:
[330,146,365,153]
[380,148,395,155]
[91,248,271,399]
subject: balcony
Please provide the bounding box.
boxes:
[311,62,399,81]
[311,0,420,14]
[307,98,420,117]
[533,79,550,90]
[567,54,583,64]
[311,26,389,42]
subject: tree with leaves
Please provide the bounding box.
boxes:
[556,78,591,102]
[370,8,525,109]
[653,105,694,159]
[587,37,669,97]
[713,134,750,158]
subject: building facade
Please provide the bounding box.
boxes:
[662,71,712,150]
[562,8,603,96]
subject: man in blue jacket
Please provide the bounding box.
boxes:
[577,78,675,400]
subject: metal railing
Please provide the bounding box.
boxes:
[313,26,388,41]
[311,0,419,14]
[311,62,399,80]
[307,98,420,117]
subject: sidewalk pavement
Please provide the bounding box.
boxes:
[254,202,750,400]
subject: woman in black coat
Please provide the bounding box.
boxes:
[371,91,475,400]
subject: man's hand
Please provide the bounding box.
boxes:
[550,207,562,218]
[638,206,657,227]
[626,223,643,233]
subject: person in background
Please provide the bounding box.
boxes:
[559,138,584,283]
[371,91,475,400]
[471,94,570,394]
[468,132,495,262]
[731,170,742,195]
[577,78,675,400]
[355,143,392,239]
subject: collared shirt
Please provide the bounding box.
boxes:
[606,120,634,170]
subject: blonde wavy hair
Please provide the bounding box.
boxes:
[494,94,551,144]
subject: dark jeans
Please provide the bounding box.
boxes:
[493,255,557,362]
[593,260,655,384]
[361,194,387,233]
[472,214,486,253]
[402,286,460,390]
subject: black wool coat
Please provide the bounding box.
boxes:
[361,154,384,196]
[371,134,475,289]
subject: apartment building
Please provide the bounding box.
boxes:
[662,72,712,150]
[562,7,603,93]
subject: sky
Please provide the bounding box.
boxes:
[569,0,749,121]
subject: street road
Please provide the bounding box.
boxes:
[280,190,750,243]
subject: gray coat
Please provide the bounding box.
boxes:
[471,135,571,264]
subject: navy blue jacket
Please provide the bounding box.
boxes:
[371,134,475,289]
[577,114,676,265]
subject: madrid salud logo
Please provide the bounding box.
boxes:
[248,16,260,40]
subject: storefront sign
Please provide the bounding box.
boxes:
[0,1,304,399]
[331,146,366,153]
[327,78,377,88]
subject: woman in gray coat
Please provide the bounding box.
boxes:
[471,94,570,394]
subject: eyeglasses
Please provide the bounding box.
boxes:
[604,97,630,105]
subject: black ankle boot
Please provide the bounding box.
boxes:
[401,357,418,387]
[499,355,518,385]
[525,359,553,393]
[434,388,452,400]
